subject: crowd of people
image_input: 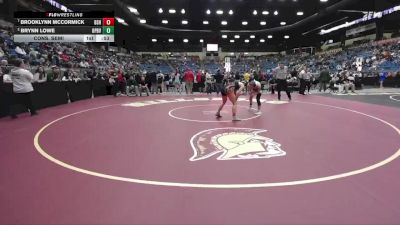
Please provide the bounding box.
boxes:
[1,23,400,118]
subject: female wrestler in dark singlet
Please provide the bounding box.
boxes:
[216,78,245,121]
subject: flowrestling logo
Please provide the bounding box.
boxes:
[190,128,286,161]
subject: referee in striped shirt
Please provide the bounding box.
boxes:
[273,63,292,101]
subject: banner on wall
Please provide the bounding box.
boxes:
[346,23,376,37]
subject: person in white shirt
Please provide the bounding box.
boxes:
[248,80,262,115]
[299,67,312,95]
[173,71,182,94]
[273,63,292,101]
[9,59,37,118]
[344,73,356,94]
[2,73,12,83]
[205,71,213,94]
[33,66,47,83]
[15,46,27,56]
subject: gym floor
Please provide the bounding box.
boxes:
[1,92,399,225]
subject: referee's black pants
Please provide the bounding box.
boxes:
[299,79,306,95]
[10,91,37,117]
[276,79,291,101]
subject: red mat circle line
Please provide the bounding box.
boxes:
[168,104,261,123]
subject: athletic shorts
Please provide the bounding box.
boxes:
[221,87,228,96]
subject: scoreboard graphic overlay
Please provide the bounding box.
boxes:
[13,12,114,43]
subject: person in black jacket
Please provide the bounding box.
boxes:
[164,73,170,92]
[127,75,138,96]
[150,71,158,94]
[319,67,331,92]
[139,74,150,96]
[214,69,224,95]
[145,72,152,92]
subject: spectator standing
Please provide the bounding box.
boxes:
[184,69,194,94]
[379,72,387,88]
[157,71,164,94]
[214,69,224,95]
[319,67,331,92]
[173,71,182,94]
[196,70,204,93]
[205,71,213,94]
[150,71,158,94]
[243,71,251,93]
[117,69,126,96]
[9,59,37,118]
[299,67,312,95]
[273,63,292,101]
[164,73,170,92]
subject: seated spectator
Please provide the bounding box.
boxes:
[138,75,150,96]
[61,67,73,81]
[71,71,81,82]
[328,76,339,93]
[126,75,139,96]
[1,59,10,74]
[1,62,11,82]
[47,66,61,81]
[344,74,356,94]
[15,45,27,56]
[79,60,90,68]
[33,66,47,83]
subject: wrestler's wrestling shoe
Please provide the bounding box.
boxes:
[232,116,242,121]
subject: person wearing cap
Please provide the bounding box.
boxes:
[273,63,292,101]
[9,59,37,119]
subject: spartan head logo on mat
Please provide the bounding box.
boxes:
[190,128,286,161]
